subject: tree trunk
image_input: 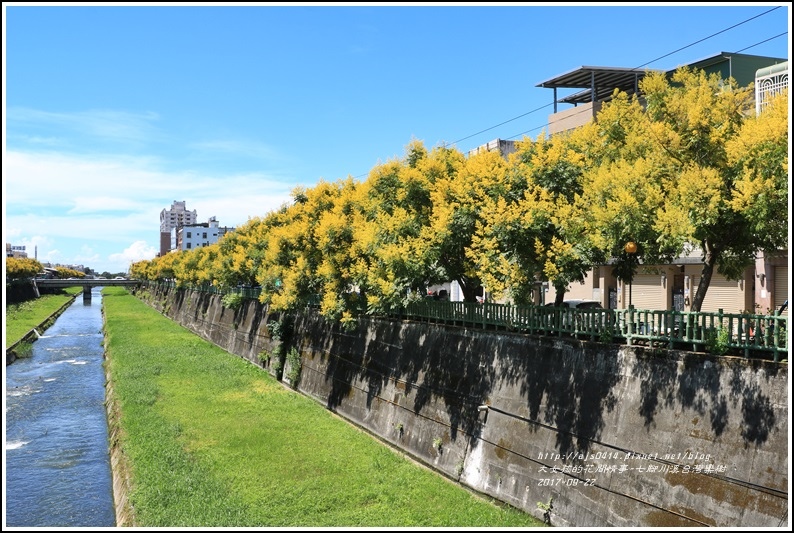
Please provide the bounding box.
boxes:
[691,241,719,312]
[456,277,480,303]
[554,283,566,306]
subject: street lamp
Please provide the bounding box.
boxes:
[624,241,637,308]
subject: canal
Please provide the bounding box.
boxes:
[5,287,116,527]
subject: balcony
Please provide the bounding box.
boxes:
[755,60,789,115]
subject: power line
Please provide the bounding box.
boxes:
[447,102,553,147]
[479,29,788,152]
[455,6,786,153]
[734,31,788,54]
[352,7,787,179]
[633,5,782,70]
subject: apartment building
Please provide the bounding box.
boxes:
[159,200,198,257]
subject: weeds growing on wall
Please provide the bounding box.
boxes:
[455,461,465,477]
[705,326,731,356]
[265,315,293,382]
[221,293,244,310]
[598,326,615,344]
[13,341,34,358]
[433,437,443,454]
[537,498,554,525]
[285,347,302,389]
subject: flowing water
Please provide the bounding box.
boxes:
[5,288,116,527]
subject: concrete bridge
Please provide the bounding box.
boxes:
[34,278,141,299]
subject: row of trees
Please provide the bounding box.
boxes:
[5,257,86,281]
[130,68,788,326]
[4,257,128,282]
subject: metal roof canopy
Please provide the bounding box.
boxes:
[536,66,662,109]
[756,59,789,77]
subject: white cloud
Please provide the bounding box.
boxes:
[4,148,295,272]
[109,241,158,268]
[5,151,172,209]
[13,135,66,147]
[69,196,148,214]
[5,150,293,221]
[190,139,283,161]
[8,107,162,144]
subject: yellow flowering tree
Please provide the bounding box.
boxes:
[352,139,440,312]
[128,259,151,280]
[6,257,43,280]
[428,145,495,302]
[471,130,597,305]
[638,67,762,311]
[726,89,789,258]
[215,217,267,289]
[313,177,364,323]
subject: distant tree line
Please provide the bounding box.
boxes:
[5,257,128,285]
[6,258,84,281]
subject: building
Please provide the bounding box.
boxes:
[6,243,28,258]
[752,60,789,317]
[536,52,786,137]
[535,52,788,316]
[159,201,198,257]
[172,216,235,252]
[466,138,519,159]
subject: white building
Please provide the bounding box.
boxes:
[160,201,198,256]
[172,216,235,251]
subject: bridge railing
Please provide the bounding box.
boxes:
[144,281,788,361]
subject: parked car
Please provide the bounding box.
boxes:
[544,300,605,330]
[545,299,603,309]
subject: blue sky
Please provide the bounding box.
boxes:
[3,2,790,274]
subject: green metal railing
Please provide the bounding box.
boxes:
[146,281,789,362]
[393,300,788,362]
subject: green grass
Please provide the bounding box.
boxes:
[5,288,82,347]
[102,287,544,527]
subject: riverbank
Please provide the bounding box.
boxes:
[101,287,542,527]
[104,364,135,527]
[5,287,82,364]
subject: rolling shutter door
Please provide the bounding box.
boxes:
[630,273,665,310]
[696,274,742,314]
[774,265,788,316]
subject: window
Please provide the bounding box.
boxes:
[203,232,207,239]
[187,232,192,238]
[186,243,192,249]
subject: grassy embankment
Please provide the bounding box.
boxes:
[5,287,82,349]
[101,287,545,527]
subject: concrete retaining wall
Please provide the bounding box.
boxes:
[135,284,788,527]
